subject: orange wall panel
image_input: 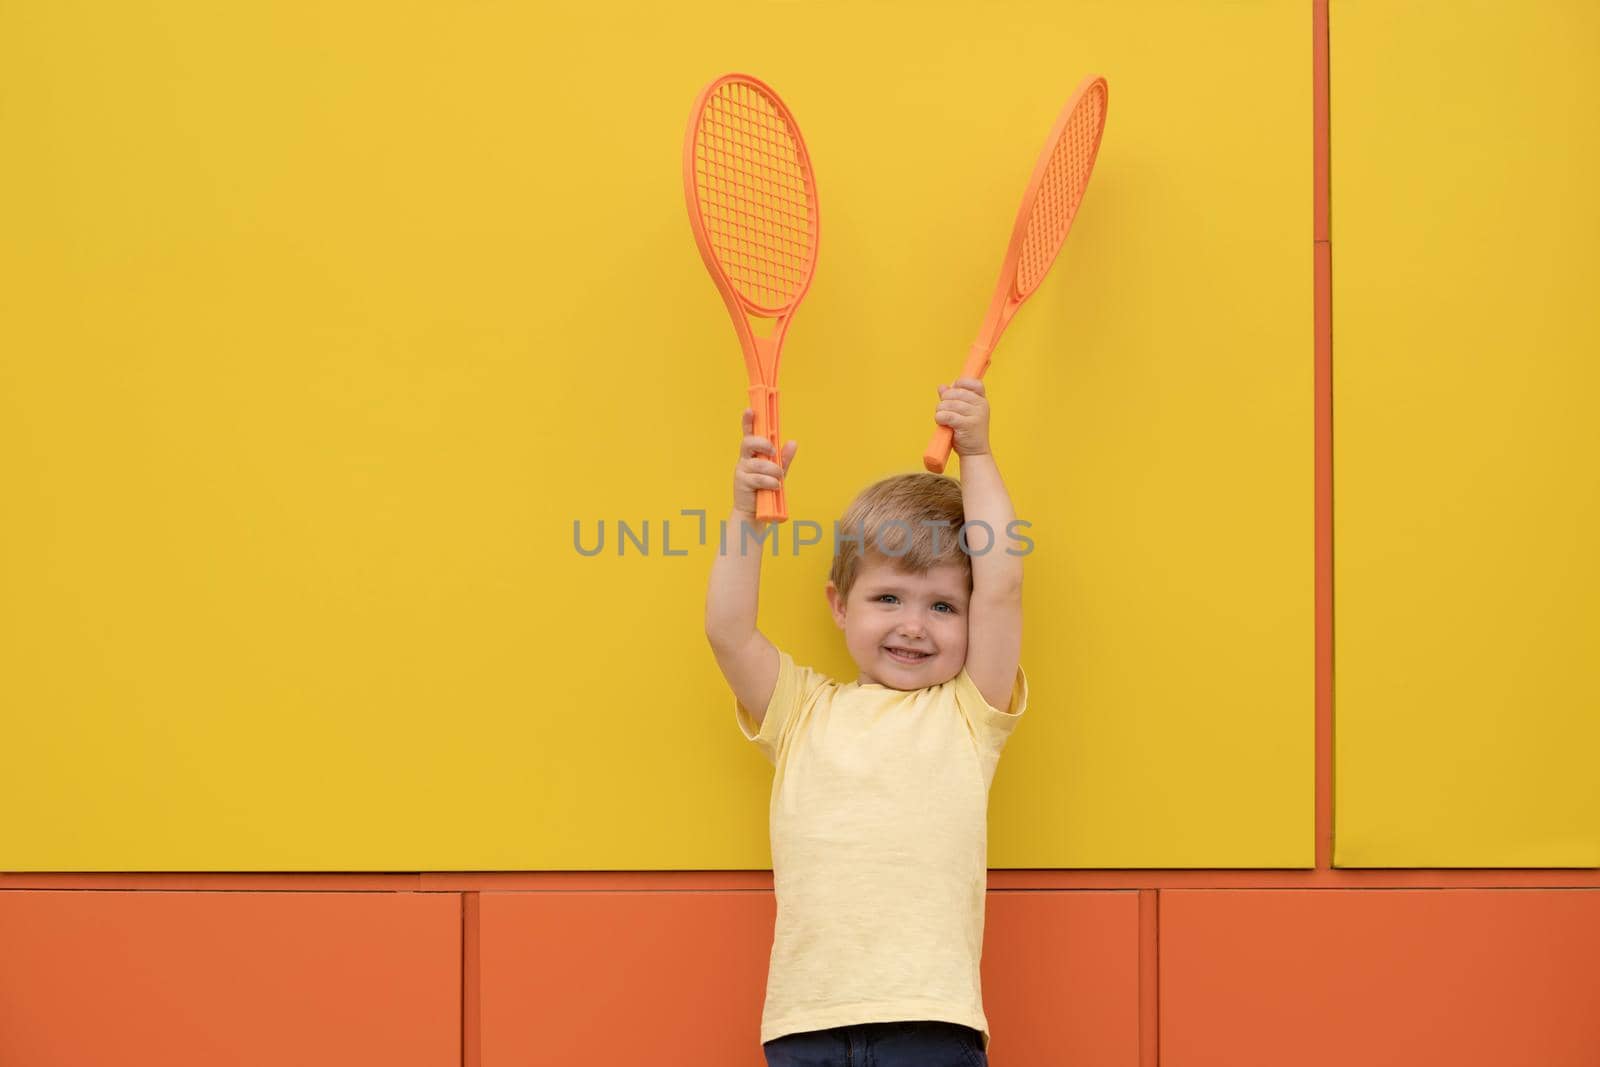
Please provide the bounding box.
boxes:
[982,890,1142,1066]
[479,889,773,1065]
[477,888,1140,1065]
[1160,889,1600,1067]
[0,889,460,1067]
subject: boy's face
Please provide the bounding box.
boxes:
[825,555,970,690]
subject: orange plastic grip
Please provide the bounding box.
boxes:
[749,384,786,523]
[922,344,992,473]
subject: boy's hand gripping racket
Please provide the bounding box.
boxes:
[684,74,820,522]
[924,74,1108,473]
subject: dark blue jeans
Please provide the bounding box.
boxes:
[762,1020,988,1066]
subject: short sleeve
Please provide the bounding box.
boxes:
[734,649,830,765]
[952,663,1030,771]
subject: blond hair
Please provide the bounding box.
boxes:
[829,472,970,601]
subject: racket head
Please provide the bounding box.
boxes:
[1004,75,1108,303]
[683,74,821,321]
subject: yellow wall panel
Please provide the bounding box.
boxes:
[0,1,1308,870]
[1332,0,1600,866]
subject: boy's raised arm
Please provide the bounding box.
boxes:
[705,410,798,727]
[935,378,1023,712]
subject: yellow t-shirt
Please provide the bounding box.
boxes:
[736,649,1029,1052]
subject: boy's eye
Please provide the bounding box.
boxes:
[873,595,956,614]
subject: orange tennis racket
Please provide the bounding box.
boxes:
[684,73,820,523]
[924,74,1108,473]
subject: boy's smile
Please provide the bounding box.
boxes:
[826,556,971,690]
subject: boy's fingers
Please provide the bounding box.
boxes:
[954,377,985,393]
[741,455,783,472]
[737,433,793,465]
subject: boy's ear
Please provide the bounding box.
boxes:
[824,582,846,628]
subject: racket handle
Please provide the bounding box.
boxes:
[924,344,992,473]
[748,384,787,524]
[923,425,956,474]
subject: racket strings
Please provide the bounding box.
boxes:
[1017,80,1107,297]
[691,81,817,311]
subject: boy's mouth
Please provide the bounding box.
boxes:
[884,646,932,664]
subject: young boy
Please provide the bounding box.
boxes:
[705,378,1028,1067]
